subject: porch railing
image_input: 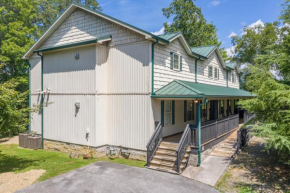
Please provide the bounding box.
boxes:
[243,111,255,124]
[176,124,192,173]
[146,122,163,167]
[193,114,239,145]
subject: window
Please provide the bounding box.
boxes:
[201,103,207,121]
[232,72,235,83]
[214,68,219,79]
[208,66,213,78]
[171,53,182,70]
[186,101,194,121]
[164,101,172,126]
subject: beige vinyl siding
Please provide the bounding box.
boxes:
[40,8,145,49]
[154,39,235,91]
[154,39,195,91]
[198,51,227,87]
[227,69,240,89]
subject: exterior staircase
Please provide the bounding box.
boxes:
[148,141,191,174]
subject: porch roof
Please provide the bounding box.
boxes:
[152,80,255,99]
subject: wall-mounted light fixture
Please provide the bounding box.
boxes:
[75,53,80,60]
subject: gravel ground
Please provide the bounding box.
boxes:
[0,170,46,193]
[0,136,19,145]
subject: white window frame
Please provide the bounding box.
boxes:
[186,101,194,121]
[164,101,172,126]
[208,65,213,78]
[214,67,219,79]
[173,53,181,71]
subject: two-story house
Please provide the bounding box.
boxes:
[23,4,254,174]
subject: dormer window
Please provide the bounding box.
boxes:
[170,52,182,71]
[214,67,219,79]
[208,66,213,78]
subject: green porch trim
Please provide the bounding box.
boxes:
[161,101,164,126]
[37,52,44,149]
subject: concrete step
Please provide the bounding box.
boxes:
[151,160,186,168]
[153,155,188,163]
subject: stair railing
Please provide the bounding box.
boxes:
[176,124,192,173]
[146,122,163,167]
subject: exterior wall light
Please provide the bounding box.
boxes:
[75,53,79,60]
[194,100,199,103]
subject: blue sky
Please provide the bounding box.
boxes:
[98,0,283,50]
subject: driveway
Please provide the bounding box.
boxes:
[17,161,218,193]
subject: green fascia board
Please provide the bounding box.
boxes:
[154,80,255,98]
[191,45,217,58]
[33,36,110,53]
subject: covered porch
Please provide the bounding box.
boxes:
[147,80,254,173]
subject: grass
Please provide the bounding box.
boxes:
[0,144,146,181]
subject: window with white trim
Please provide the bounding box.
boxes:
[173,53,180,70]
[214,67,219,79]
[164,101,172,126]
[187,101,194,121]
[232,72,235,83]
[208,66,213,78]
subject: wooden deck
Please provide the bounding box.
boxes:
[163,133,182,144]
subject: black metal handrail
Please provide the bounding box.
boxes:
[146,122,163,167]
[176,124,191,173]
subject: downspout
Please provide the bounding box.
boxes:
[197,98,208,166]
[195,56,201,83]
[151,39,159,95]
[25,60,31,132]
[37,52,44,149]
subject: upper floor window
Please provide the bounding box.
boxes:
[170,52,182,71]
[232,72,235,83]
[214,67,219,79]
[208,66,213,78]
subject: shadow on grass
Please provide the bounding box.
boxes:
[0,152,40,173]
[231,140,290,192]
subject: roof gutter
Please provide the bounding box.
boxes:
[36,52,44,149]
[151,38,159,95]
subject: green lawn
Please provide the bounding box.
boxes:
[0,144,146,181]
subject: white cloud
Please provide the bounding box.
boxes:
[209,1,220,6]
[226,46,236,57]
[228,31,237,38]
[152,27,165,35]
[248,19,264,28]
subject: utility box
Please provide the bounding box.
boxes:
[27,136,41,150]
[19,133,30,148]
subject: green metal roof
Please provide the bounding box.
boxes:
[153,80,255,98]
[157,32,182,41]
[191,45,217,58]
[225,61,237,70]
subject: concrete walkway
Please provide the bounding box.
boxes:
[182,129,238,186]
[17,162,218,193]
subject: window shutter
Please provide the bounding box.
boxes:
[184,100,187,122]
[180,55,182,71]
[218,69,219,79]
[170,52,174,69]
[172,100,175,125]
[161,101,164,126]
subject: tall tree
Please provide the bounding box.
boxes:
[162,0,221,48]
[35,0,102,35]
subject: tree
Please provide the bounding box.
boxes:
[35,0,102,35]
[162,0,221,48]
[280,0,290,24]
[231,22,278,64]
